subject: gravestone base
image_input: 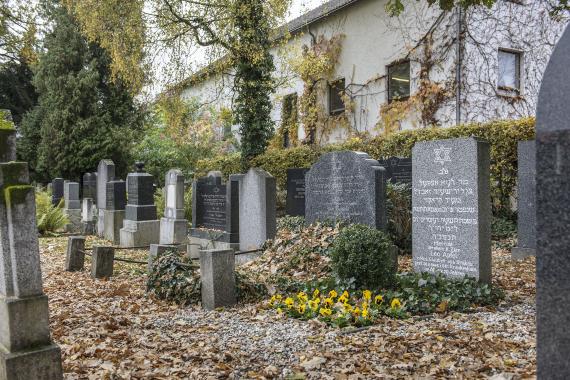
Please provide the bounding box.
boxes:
[65,236,85,272]
[0,343,63,380]
[159,218,188,245]
[97,209,105,237]
[102,210,124,245]
[81,221,95,236]
[64,209,81,233]
[511,247,536,260]
[120,219,160,247]
[91,247,115,279]
[188,228,242,262]
[200,249,236,310]
[0,295,51,351]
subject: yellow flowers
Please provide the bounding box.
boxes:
[391,298,402,309]
[268,289,407,327]
[374,295,384,305]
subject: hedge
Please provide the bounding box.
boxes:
[195,118,535,212]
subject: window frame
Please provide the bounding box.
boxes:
[497,48,523,96]
[328,78,346,116]
[387,60,411,103]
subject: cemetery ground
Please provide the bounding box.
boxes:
[40,234,535,379]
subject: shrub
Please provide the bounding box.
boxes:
[35,189,68,235]
[492,216,517,240]
[386,182,412,253]
[330,224,396,290]
[276,216,305,233]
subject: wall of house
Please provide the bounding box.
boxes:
[180,0,568,145]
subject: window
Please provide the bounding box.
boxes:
[281,93,297,148]
[328,78,345,116]
[498,49,522,95]
[387,61,411,102]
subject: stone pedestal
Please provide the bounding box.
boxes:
[102,209,124,245]
[0,343,62,380]
[65,236,86,272]
[160,218,188,245]
[200,249,236,310]
[120,219,160,247]
[91,246,115,279]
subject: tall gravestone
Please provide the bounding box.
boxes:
[97,160,115,236]
[81,172,98,235]
[160,169,188,244]
[64,181,81,232]
[189,172,240,257]
[103,180,126,244]
[535,25,570,379]
[286,168,309,217]
[512,141,536,259]
[120,162,159,247]
[305,151,387,229]
[51,178,64,207]
[238,168,276,251]
[412,137,491,283]
[0,124,63,378]
[378,156,413,184]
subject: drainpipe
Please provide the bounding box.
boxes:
[455,5,462,126]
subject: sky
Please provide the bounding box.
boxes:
[288,0,328,20]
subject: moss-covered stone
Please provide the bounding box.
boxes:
[4,185,34,205]
[0,162,28,186]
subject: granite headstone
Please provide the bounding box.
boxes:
[286,168,309,216]
[378,156,413,184]
[96,160,115,236]
[51,178,64,207]
[412,137,491,283]
[82,172,97,199]
[512,141,536,259]
[305,151,387,229]
[535,25,570,378]
[103,180,126,245]
[160,169,188,244]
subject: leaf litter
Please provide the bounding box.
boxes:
[40,236,536,379]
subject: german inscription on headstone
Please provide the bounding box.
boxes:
[305,151,387,229]
[412,137,491,283]
[535,25,570,378]
[286,168,309,216]
[378,156,412,184]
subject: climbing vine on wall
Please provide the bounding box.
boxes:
[289,34,355,144]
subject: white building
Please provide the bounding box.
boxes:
[178,0,568,145]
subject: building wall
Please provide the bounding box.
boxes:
[180,0,567,144]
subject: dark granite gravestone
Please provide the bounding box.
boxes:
[193,175,227,231]
[535,25,570,379]
[119,162,159,247]
[106,180,127,211]
[286,168,309,216]
[305,151,387,229]
[82,172,97,199]
[412,137,491,283]
[52,178,64,206]
[97,160,115,210]
[512,141,536,259]
[378,156,412,184]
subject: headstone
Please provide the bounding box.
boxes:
[51,178,64,207]
[238,168,276,250]
[81,198,95,235]
[64,182,81,232]
[160,169,188,244]
[286,168,309,216]
[378,156,413,184]
[305,151,387,229]
[189,172,240,258]
[65,236,86,272]
[82,172,97,199]
[512,140,536,259]
[119,162,159,247]
[90,246,115,279]
[103,180,126,245]
[535,25,570,378]
[0,125,63,378]
[97,160,115,236]
[412,137,491,283]
[200,249,236,310]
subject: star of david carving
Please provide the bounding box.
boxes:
[434,146,451,165]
